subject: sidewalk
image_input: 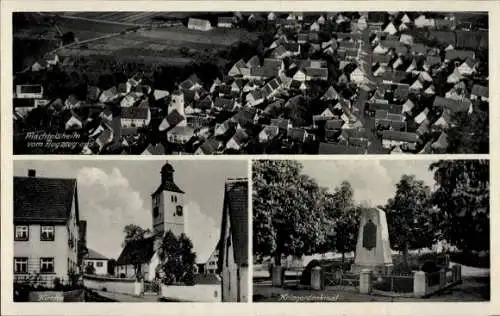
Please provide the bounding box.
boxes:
[93,290,161,302]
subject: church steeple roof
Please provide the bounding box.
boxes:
[152,161,184,196]
[161,162,175,182]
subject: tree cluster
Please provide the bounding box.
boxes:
[383,160,489,267]
[253,160,362,266]
[156,231,197,285]
[121,225,197,284]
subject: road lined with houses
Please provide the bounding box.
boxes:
[352,29,386,154]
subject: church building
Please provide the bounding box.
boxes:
[116,162,188,280]
[147,162,188,280]
[115,162,220,283]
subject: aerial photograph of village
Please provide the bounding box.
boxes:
[13,11,488,154]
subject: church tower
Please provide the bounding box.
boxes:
[168,90,187,127]
[169,90,185,116]
[151,162,186,238]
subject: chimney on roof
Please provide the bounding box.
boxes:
[28,169,36,177]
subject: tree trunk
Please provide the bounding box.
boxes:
[271,251,284,287]
[274,252,281,266]
[136,264,142,278]
[403,243,409,269]
[341,252,345,272]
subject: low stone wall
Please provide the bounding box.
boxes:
[417,265,462,298]
[161,284,221,302]
[388,265,461,298]
[309,264,463,298]
[28,289,85,302]
[372,274,414,294]
[83,275,136,295]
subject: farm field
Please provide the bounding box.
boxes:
[14,16,129,42]
[56,24,258,66]
[56,18,130,33]
[57,46,193,67]
[58,12,190,25]
[132,26,255,46]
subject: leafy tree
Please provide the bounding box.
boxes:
[157,231,197,285]
[384,174,435,268]
[122,224,151,278]
[429,160,489,252]
[253,160,330,266]
[283,96,311,127]
[332,182,360,268]
[317,181,360,270]
[60,32,76,46]
[446,108,489,154]
[122,224,151,247]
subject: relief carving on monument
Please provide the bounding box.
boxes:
[362,219,377,250]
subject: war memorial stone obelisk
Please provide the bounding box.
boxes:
[351,207,393,276]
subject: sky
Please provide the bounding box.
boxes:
[299,159,437,206]
[14,160,248,261]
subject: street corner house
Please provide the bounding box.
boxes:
[13,169,82,287]
[217,179,249,302]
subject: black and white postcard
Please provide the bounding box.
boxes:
[1,1,498,316]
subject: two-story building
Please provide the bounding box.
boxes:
[217,178,249,302]
[14,169,81,287]
[197,245,220,275]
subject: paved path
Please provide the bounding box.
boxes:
[454,262,490,277]
[93,290,161,302]
[43,32,124,58]
[39,12,144,27]
[352,29,387,154]
[36,12,145,58]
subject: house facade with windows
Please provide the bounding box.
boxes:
[14,169,81,287]
[120,107,151,128]
[217,179,249,302]
[15,84,44,99]
[204,247,220,274]
[188,18,212,31]
[83,249,109,275]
